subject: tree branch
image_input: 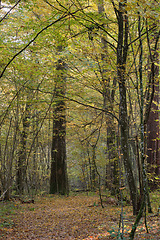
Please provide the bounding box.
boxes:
[0,8,84,79]
[0,0,21,23]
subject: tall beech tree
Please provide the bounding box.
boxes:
[97,0,118,195]
[50,48,69,195]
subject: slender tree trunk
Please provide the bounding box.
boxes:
[3,117,13,200]
[0,128,5,196]
[86,145,93,190]
[16,102,30,194]
[116,1,140,215]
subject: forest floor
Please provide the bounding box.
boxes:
[0,194,159,240]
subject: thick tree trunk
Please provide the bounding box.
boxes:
[97,0,118,195]
[50,59,69,195]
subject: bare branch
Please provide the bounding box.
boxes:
[0,0,21,23]
[0,8,84,79]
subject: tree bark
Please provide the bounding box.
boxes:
[147,32,160,188]
[50,58,69,195]
[97,0,118,195]
[116,1,140,215]
[16,102,30,194]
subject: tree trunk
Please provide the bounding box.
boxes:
[50,58,69,195]
[97,0,118,195]
[116,1,140,215]
[147,37,160,189]
[16,102,30,194]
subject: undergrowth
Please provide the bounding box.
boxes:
[0,201,17,231]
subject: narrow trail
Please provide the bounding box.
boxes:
[1,195,160,239]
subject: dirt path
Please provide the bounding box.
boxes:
[1,195,160,239]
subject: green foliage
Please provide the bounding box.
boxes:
[0,202,16,229]
[150,190,160,212]
[29,207,35,211]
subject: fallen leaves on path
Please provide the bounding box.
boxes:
[1,195,159,239]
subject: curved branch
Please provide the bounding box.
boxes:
[20,82,120,123]
[0,8,83,79]
[62,94,120,123]
[0,0,21,23]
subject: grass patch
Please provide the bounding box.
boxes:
[0,201,17,230]
[150,189,160,213]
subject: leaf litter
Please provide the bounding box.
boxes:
[0,195,159,239]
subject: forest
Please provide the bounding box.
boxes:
[0,0,159,239]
